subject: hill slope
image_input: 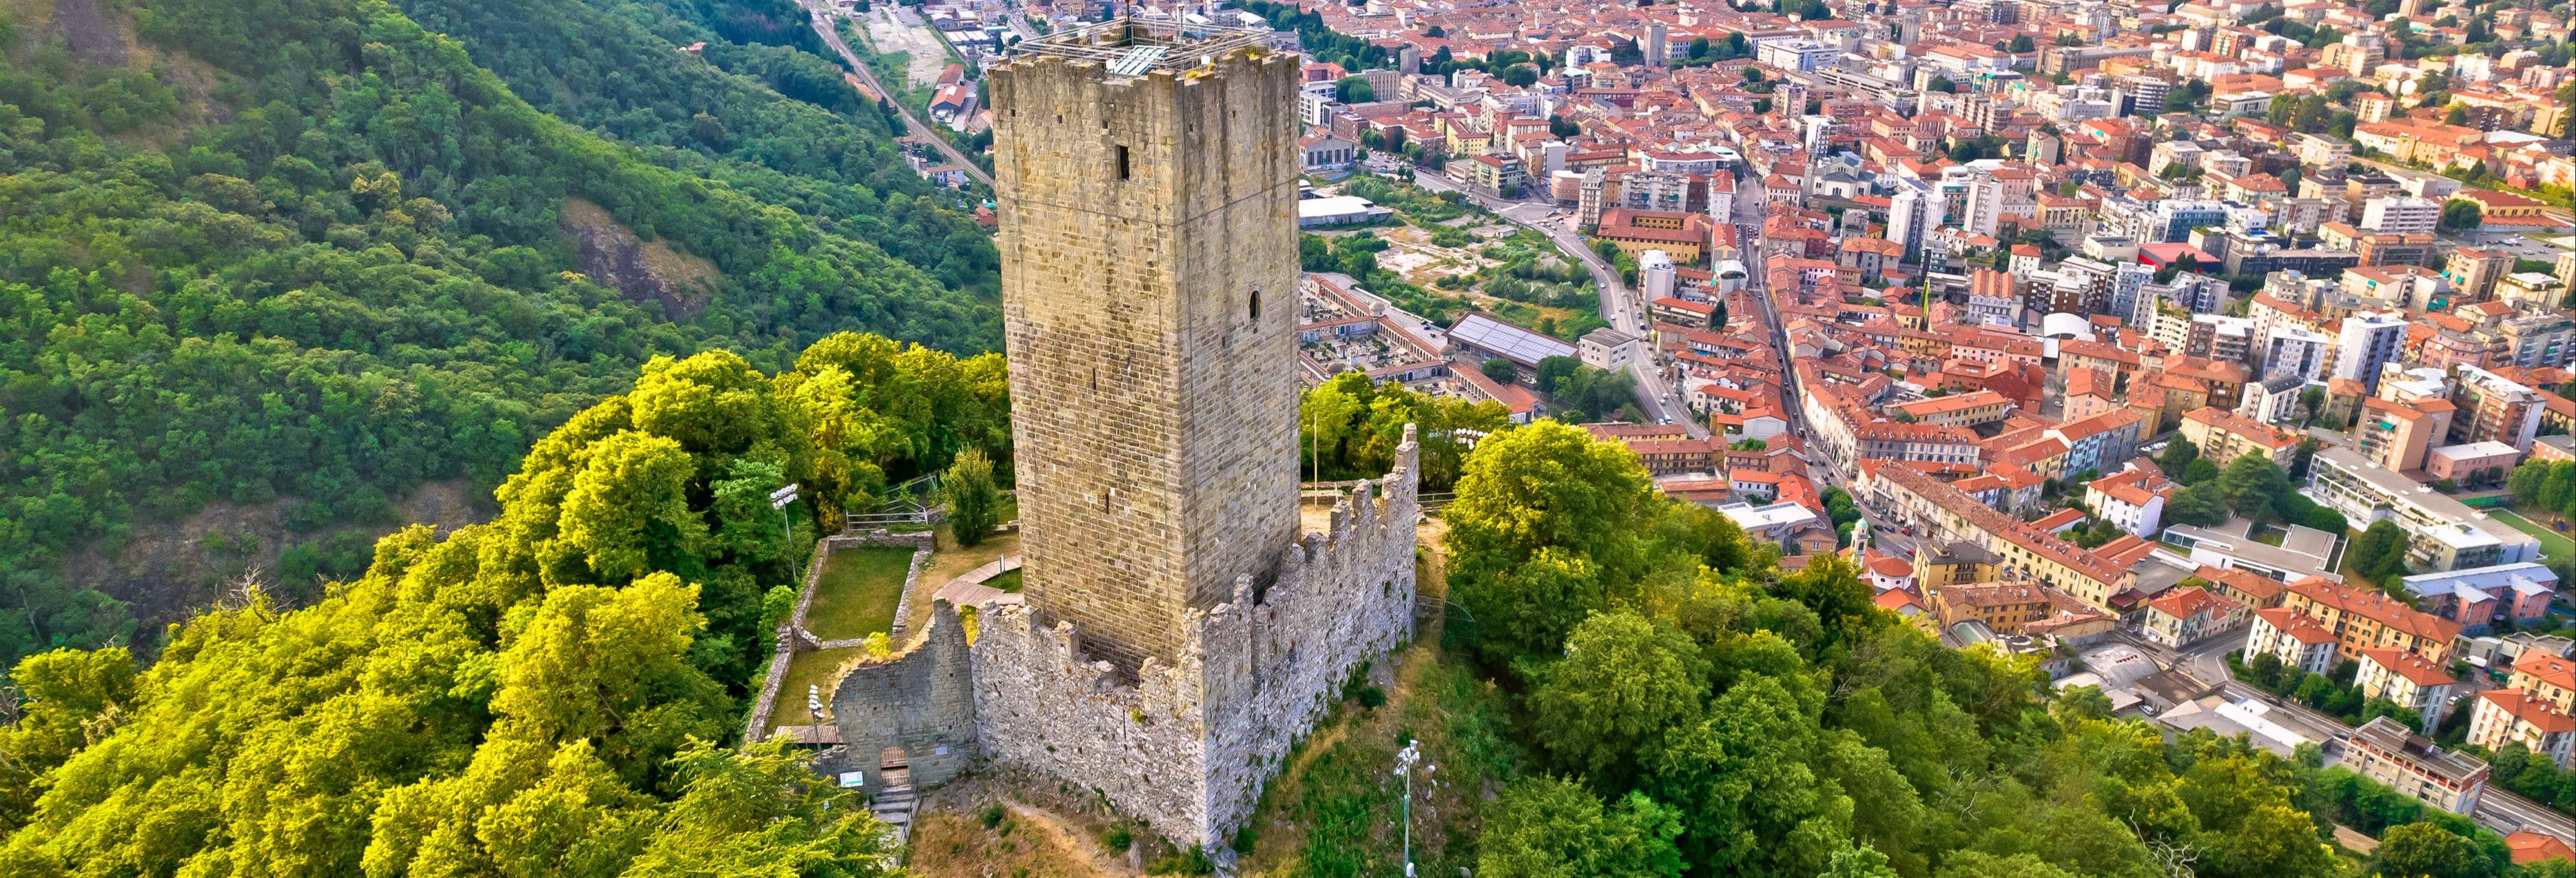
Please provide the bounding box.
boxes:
[0,0,998,665]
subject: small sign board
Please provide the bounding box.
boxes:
[839,771,865,788]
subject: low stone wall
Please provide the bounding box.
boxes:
[745,536,842,738]
[746,531,940,739]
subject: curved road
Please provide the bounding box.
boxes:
[802,1,995,188]
[1409,170,1700,436]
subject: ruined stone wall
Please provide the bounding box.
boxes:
[969,432,1420,847]
[820,601,978,793]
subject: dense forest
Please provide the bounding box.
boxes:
[1418,420,2556,878]
[0,331,1003,871]
[0,0,1003,666]
[7,360,2565,876]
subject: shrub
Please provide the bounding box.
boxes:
[944,448,1002,547]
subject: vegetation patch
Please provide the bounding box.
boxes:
[805,546,917,641]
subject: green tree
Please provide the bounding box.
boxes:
[1936,852,2078,878]
[2055,684,2115,722]
[1336,76,1376,103]
[2440,200,2482,232]
[1536,355,1584,394]
[1479,776,1686,878]
[2539,460,2576,512]
[2350,520,2412,583]
[942,447,1002,548]
[1530,611,1709,785]
[2368,822,2493,878]
[1445,421,1656,657]
[2158,438,2201,476]
[623,741,899,877]
[2510,459,2555,508]
[2217,453,2291,520]
[2166,482,2231,527]
[1649,674,1848,878]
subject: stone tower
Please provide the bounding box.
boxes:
[990,23,1301,674]
[819,21,1417,849]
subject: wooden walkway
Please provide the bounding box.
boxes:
[932,554,1023,608]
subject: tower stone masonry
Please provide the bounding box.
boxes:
[819,19,1420,852]
[993,26,1303,675]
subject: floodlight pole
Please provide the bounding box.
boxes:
[1394,740,1423,877]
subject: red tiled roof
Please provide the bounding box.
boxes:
[2147,586,2237,621]
[2286,578,2462,645]
[2515,649,2576,694]
[2255,606,2337,644]
[2360,647,2457,688]
[2481,688,2576,734]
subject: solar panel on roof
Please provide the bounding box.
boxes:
[1107,45,1167,76]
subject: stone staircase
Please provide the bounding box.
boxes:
[872,769,918,848]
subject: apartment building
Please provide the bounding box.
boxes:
[2400,563,2561,633]
[2140,587,2244,648]
[2179,406,2300,467]
[1862,464,2134,611]
[2247,606,2342,675]
[1887,390,2014,426]
[2355,397,2456,474]
[2355,647,2464,730]
[2198,565,2291,611]
[2346,716,2488,814]
[2309,446,2542,572]
[2084,467,2173,537]
[2279,575,2464,666]
[2469,688,2576,768]
[2447,364,2547,452]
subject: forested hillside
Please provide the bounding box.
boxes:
[0,331,1001,873]
[0,0,999,666]
[388,0,1001,297]
[4,363,2550,877]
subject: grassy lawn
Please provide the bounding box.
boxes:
[804,546,917,641]
[768,645,861,736]
[2492,508,2576,562]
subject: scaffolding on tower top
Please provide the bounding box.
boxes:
[1007,14,1270,74]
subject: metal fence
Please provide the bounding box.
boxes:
[845,474,947,529]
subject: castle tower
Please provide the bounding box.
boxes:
[990,22,1301,674]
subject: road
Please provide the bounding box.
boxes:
[1409,171,1701,436]
[800,1,995,188]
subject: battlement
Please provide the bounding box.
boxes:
[968,427,1420,846]
[1006,15,1271,76]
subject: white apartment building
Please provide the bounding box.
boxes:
[2334,312,2409,392]
[2360,196,2442,236]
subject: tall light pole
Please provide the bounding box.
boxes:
[1393,740,1424,877]
[771,483,802,580]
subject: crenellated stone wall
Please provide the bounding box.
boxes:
[967,430,1419,846]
